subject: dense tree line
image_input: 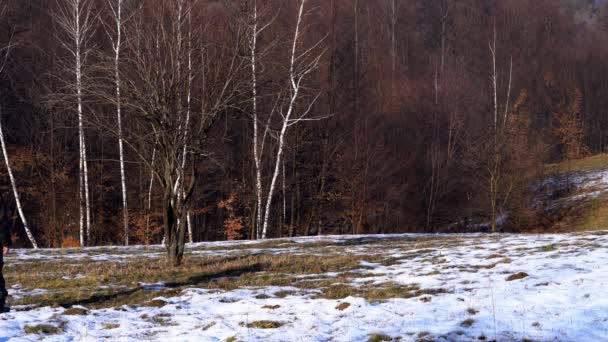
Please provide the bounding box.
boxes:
[0,0,607,259]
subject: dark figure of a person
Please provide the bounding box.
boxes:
[0,219,10,311]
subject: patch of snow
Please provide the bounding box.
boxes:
[2,232,608,341]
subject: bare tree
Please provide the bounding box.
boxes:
[182,2,194,244]
[261,0,325,239]
[54,0,96,246]
[236,0,275,239]
[106,0,241,265]
[487,22,513,232]
[424,1,453,230]
[105,0,130,245]
[0,9,38,247]
[250,0,263,240]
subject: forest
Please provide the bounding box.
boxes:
[0,0,607,257]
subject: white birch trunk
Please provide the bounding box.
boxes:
[261,0,306,239]
[75,1,86,246]
[186,211,193,243]
[56,0,94,246]
[82,132,91,244]
[76,17,92,246]
[0,113,38,248]
[78,134,84,246]
[250,1,264,239]
[182,7,193,244]
[113,0,129,246]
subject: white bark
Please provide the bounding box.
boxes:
[246,0,276,239]
[250,0,264,239]
[262,0,316,239]
[110,0,129,246]
[0,113,38,248]
[0,12,38,248]
[182,5,193,243]
[82,131,91,244]
[55,0,94,246]
[186,211,193,243]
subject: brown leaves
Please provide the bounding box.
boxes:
[218,193,245,241]
[553,87,588,160]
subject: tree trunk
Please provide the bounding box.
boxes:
[261,0,306,239]
[187,210,193,243]
[250,1,264,240]
[114,0,129,246]
[164,191,186,266]
[0,110,38,248]
[145,144,156,245]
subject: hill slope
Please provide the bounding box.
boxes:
[540,154,608,231]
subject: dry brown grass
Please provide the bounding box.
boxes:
[245,320,285,329]
[4,245,421,310]
[506,272,529,281]
[3,236,458,311]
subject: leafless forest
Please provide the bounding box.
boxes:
[0,0,606,259]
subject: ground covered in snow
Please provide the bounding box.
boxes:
[2,232,608,341]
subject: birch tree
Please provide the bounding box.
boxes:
[0,16,38,247]
[236,0,275,239]
[182,3,194,244]
[0,114,38,248]
[106,0,129,245]
[260,0,325,239]
[55,0,96,246]
[250,0,263,240]
[487,22,513,232]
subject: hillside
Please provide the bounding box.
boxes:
[539,154,608,232]
[2,232,608,341]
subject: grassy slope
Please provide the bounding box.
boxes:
[547,154,608,231]
[547,153,608,174]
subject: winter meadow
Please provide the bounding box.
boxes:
[2,0,608,341]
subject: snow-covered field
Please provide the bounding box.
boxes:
[2,232,608,341]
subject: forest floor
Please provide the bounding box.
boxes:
[2,231,608,341]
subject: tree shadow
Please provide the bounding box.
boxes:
[334,237,388,247]
[58,261,265,308]
[59,287,140,308]
[165,262,265,288]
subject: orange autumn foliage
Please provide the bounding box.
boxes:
[218,193,245,240]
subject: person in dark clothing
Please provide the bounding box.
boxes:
[0,218,10,311]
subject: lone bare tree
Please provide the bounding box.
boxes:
[54,0,96,246]
[101,0,241,265]
[487,22,513,232]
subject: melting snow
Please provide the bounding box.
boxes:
[1,232,608,341]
